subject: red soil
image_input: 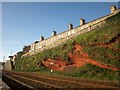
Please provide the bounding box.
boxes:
[69,44,119,71]
[42,44,119,71]
[42,59,67,70]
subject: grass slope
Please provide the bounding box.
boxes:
[14,13,120,81]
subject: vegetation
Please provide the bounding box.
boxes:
[63,64,119,81]
[23,45,30,54]
[73,13,120,68]
[14,13,120,81]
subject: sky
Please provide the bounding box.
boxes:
[1,2,119,62]
[1,0,120,2]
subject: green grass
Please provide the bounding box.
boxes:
[62,64,119,81]
[14,13,120,81]
[73,13,120,68]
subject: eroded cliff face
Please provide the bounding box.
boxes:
[41,44,119,71]
[42,59,67,70]
[14,12,120,78]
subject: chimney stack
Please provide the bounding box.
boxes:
[52,31,57,36]
[40,35,44,41]
[68,23,73,30]
[110,5,117,14]
[80,18,85,25]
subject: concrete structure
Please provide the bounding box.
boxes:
[40,35,44,41]
[2,55,17,71]
[9,56,16,67]
[111,5,117,13]
[22,5,120,57]
[0,62,3,70]
[80,18,85,25]
[3,60,12,71]
[30,41,39,51]
[52,31,57,36]
[68,23,73,29]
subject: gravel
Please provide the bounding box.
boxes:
[0,78,11,90]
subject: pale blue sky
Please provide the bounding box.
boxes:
[1,0,120,2]
[1,2,119,61]
[0,2,2,62]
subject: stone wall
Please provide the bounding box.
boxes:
[22,6,120,57]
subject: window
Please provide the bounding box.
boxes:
[80,26,84,30]
[39,46,42,49]
[68,31,71,36]
[72,30,74,34]
[51,38,53,42]
[58,35,61,39]
[61,34,63,38]
[86,25,89,28]
[52,38,54,41]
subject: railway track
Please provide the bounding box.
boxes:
[2,71,120,89]
[3,72,63,89]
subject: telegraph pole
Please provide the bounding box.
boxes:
[11,51,12,56]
